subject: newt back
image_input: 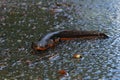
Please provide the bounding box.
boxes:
[51,30,108,40]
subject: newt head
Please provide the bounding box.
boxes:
[31,42,47,52]
[31,39,55,53]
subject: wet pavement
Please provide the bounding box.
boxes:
[0,0,120,80]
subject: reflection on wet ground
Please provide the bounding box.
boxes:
[0,0,120,79]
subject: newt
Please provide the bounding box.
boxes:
[31,30,108,54]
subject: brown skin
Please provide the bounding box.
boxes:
[31,30,108,54]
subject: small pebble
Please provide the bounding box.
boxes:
[73,54,82,59]
[17,40,22,43]
[58,70,67,76]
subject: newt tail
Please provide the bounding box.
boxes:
[31,30,108,54]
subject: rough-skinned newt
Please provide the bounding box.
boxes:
[31,30,108,54]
